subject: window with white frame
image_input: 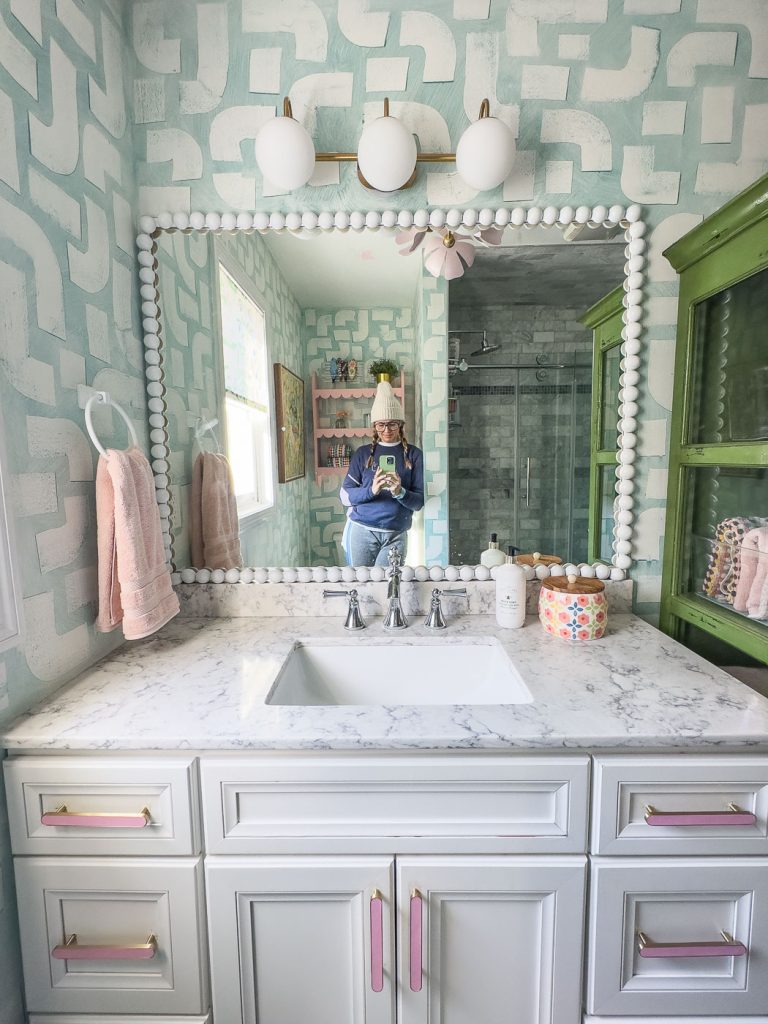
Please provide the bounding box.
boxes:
[217,262,274,521]
[0,407,22,654]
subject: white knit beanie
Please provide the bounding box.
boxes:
[370,381,404,424]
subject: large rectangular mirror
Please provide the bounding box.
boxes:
[144,212,632,575]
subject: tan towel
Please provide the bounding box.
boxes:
[190,452,242,570]
[96,447,179,640]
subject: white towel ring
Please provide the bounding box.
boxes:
[84,391,139,456]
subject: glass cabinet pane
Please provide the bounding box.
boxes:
[689,267,768,444]
[595,463,617,563]
[600,345,621,450]
[681,465,768,623]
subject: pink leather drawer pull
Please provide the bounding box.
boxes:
[644,803,756,827]
[409,888,423,993]
[52,933,158,960]
[41,805,151,829]
[637,930,747,958]
[370,889,384,993]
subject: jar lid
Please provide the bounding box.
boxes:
[515,550,563,567]
[542,573,605,595]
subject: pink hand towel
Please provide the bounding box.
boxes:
[189,452,242,570]
[734,526,768,620]
[96,447,179,640]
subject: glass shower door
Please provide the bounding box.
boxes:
[516,366,590,563]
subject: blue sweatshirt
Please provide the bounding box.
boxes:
[341,442,425,532]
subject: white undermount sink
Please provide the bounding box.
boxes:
[266,639,533,706]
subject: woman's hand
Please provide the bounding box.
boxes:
[387,471,403,497]
[371,467,389,495]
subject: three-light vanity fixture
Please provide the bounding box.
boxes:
[254,98,516,193]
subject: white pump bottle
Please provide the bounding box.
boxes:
[495,546,526,628]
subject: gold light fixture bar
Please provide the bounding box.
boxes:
[315,152,455,162]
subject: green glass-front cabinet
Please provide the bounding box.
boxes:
[582,286,624,565]
[660,173,768,665]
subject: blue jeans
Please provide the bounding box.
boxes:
[342,519,407,567]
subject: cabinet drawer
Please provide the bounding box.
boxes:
[15,857,209,1016]
[4,756,200,855]
[584,1018,768,1023]
[587,857,768,1017]
[592,755,768,855]
[29,1018,211,1023]
[200,753,590,853]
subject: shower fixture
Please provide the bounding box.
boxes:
[471,335,501,356]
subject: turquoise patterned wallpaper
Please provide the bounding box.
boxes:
[130,0,768,618]
[156,227,310,568]
[0,3,767,1018]
[0,3,140,1020]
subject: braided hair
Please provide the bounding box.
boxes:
[365,424,413,470]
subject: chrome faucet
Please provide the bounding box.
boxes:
[323,589,366,630]
[424,587,469,629]
[383,547,408,630]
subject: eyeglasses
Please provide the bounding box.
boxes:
[375,421,401,430]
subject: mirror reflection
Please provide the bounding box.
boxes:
[154,225,625,570]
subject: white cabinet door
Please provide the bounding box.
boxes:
[206,855,395,1024]
[397,855,586,1024]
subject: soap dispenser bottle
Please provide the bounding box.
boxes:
[481,533,506,568]
[495,545,526,628]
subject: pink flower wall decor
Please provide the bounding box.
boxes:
[395,224,503,280]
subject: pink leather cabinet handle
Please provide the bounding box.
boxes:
[370,890,383,993]
[644,803,756,827]
[637,931,747,958]
[41,805,151,829]
[410,889,423,992]
[52,933,158,960]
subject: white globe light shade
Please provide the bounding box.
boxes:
[357,116,417,192]
[255,116,315,191]
[456,117,516,191]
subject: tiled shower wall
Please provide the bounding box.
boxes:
[449,305,592,563]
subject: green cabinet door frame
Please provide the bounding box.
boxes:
[582,286,625,565]
[660,173,768,665]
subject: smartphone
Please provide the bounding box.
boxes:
[378,454,397,473]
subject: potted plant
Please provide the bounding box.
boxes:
[368,358,399,383]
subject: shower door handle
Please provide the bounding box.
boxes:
[525,456,531,507]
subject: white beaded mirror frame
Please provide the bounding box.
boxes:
[135,203,646,587]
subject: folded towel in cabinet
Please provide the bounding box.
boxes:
[734,526,768,620]
[702,516,753,604]
[190,451,242,570]
[96,447,179,640]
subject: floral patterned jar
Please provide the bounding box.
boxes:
[539,573,607,641]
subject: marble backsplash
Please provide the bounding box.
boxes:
[176,579,633,618]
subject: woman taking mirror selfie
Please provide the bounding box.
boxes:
[340,382,425,566]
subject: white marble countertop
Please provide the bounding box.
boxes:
[3,614,768,752]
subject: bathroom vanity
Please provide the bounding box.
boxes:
[3,614,768,1024]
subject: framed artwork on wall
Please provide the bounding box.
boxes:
[273,363,305,483]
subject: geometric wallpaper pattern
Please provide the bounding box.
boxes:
[0,3,767,1019]
[131,0,768,619]
[0,4,139,1019]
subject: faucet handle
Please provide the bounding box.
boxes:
[323,588,366,630]
[424,587,469,629]
[387,546,402,569]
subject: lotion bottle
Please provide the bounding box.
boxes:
[480,533,506,568]
[495,545,526,628]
